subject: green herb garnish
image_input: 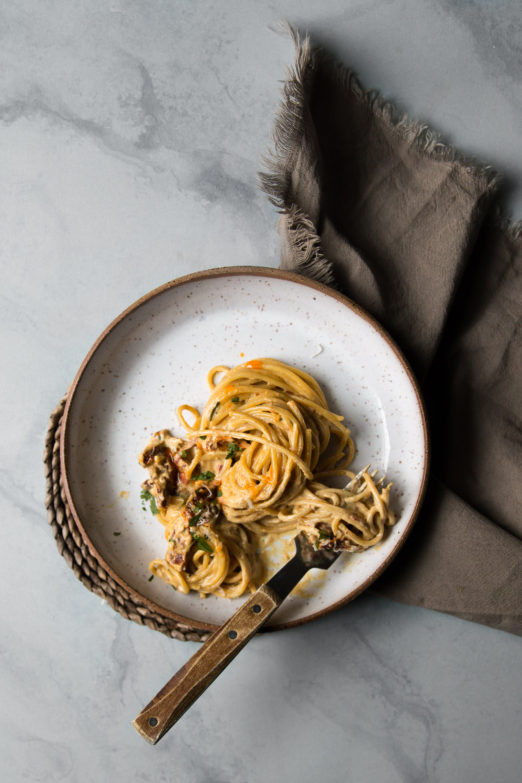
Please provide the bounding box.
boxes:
[140,489,159,515]
[318,529,331,539]
[191,533,213,553]
[148,575,154,581]
[217,489,223,497]
[189,511,202,526]
[225,442,242,461]
[209,401,220,420]
[180,450,189,460]
[193,471,215,482]
[231,396,240,403]
[113,532,121,537]
[199,435,207,440]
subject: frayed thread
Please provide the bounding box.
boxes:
[259,23,500,215]
[259,27,316,211]
[279,205,337,287]
[490,204,522,243]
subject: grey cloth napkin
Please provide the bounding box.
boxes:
[261,31,522,635]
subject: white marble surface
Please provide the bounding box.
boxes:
[2,2,521,781]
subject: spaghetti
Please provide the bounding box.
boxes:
[139,358,395,597]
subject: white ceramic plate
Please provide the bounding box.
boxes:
[61,267,428,631]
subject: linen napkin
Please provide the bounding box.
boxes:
[261,30,522,635]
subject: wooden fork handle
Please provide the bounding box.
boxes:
[132,585,281,743]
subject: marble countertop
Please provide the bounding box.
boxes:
[2,2,521,781]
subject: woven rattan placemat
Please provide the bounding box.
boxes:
[44,396,211,642]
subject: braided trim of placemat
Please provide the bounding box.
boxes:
[44,397,210,642]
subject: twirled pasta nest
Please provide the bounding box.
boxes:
[139,359,395,598]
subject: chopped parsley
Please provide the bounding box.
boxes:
[193,471,215,482]
[148,575,154,581]
[318,529,331,539]
[180,450,189,460]
[199,435,207,440]
[225,442,242,461]
[231,396,240,403]
[217,489,223,497]
[113,532,121,537]
[191,532,213,553]
[189,510,202,526]
[209,401,220,420]
[140,489,159,515]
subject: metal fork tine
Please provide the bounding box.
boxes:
[345,463,370,492]
[346,464,387,494]
[372,472,389,489]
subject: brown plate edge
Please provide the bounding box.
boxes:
[60,265,430,635]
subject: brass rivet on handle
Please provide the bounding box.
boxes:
[148,717,158,727]
[252,604,262,613]
[228,630,238,639]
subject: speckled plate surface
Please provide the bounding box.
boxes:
[61,267,428,631]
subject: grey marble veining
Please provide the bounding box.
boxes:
[1,2,521,782]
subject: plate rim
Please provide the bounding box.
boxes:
[60,265,430,632]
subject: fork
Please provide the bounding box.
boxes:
[132,532,340,744]
[346,464,387,492]
[132,463,388,744]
